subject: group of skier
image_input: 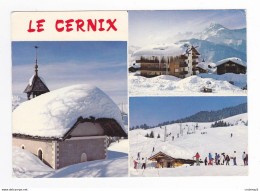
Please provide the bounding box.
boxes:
[133,157,147,169]
[194,151,248,166]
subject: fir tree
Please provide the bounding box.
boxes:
[150,131,154,138]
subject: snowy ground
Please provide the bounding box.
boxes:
[131,165,248,177]
[130,114,248,176]
[129,73,247,96]
[13,139,129,178]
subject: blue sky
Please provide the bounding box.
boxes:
[12,41,127,107]
[129,97,247,127]
[129,10,246,46]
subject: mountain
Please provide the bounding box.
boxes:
[12,95,26,111]
[199,23,246,52]
[177,23,246,63]
[173,103,247,124]
[130,103,247,130]
[179,38,246,63]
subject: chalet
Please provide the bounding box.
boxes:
[12,47,127,169]
[197,62,208,74]
[216,57,246,75]
[134,44,200,78]
[148,151,195,168]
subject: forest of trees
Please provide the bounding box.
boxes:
[211,120,231,128]
[130,103,247,130]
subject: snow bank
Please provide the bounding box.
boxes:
[129,73,247,96]
[12,147,53,177]
[198,73,247,88]
[133,43,186,57]
[216,57,246,67]
[13,84,126,138]
[13,140,128,177]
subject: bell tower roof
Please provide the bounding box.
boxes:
[24,46,50,100]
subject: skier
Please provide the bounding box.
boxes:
[208,153,213,165]
[245,153,248,165]
[152,147,155,152]
[194,152,200,166]
[137,152,140,160]
[215,153,218,165]
[242,152,247,165]
[141,158,146,169]
[221,153,226,165]
[231,133,233,138]
[204,157,208,166]
[225,155,230,165]
[232,151,237,166]
[172,136,174,141]
[217,154,221,165]
[134,159,138,169]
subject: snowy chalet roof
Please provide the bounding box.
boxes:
[216,57,246,67]
[133,43,186,57]
[24,74,49,93]
[13,84,127,139]
[197,62,209,70]
[148,151,195,164]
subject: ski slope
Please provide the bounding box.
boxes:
[13,139,129,178]
[130,114,248,176]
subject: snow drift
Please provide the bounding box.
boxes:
[13,84,126,138]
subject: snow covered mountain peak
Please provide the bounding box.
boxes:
[207,23,226,31]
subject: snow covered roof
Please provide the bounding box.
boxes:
[216,57,246,67]
[13,84,126,139]
[133,43,186,57]
[197,62,209,70]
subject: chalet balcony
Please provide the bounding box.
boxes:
[139,67,170,71]
[192,67,199,71]
[179,71,188,75]
[192,55,199,59]
[179,63,188,67]
[192,61,198,65]
[179,55,188,59]
[136,59,159,63]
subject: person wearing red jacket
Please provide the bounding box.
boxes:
[194,152,200,166]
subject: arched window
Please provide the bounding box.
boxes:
[81,153,87,162]
[21,145,25,149]
[38,149,43,161]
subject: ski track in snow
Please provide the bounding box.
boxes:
[12,139,129,178]
[130,114,248,176]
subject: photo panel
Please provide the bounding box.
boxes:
[11,11,129,178]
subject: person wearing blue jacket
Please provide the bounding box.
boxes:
[215,153,218,165]
[209,153,213,165]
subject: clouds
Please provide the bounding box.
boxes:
[129,10,246,47]
[12,41,128,109]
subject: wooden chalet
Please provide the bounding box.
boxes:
[24,46,50,100]
[197,66,208,74]
[135,44,200,79]
[148,151,195,168]
[216,57,246,75]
